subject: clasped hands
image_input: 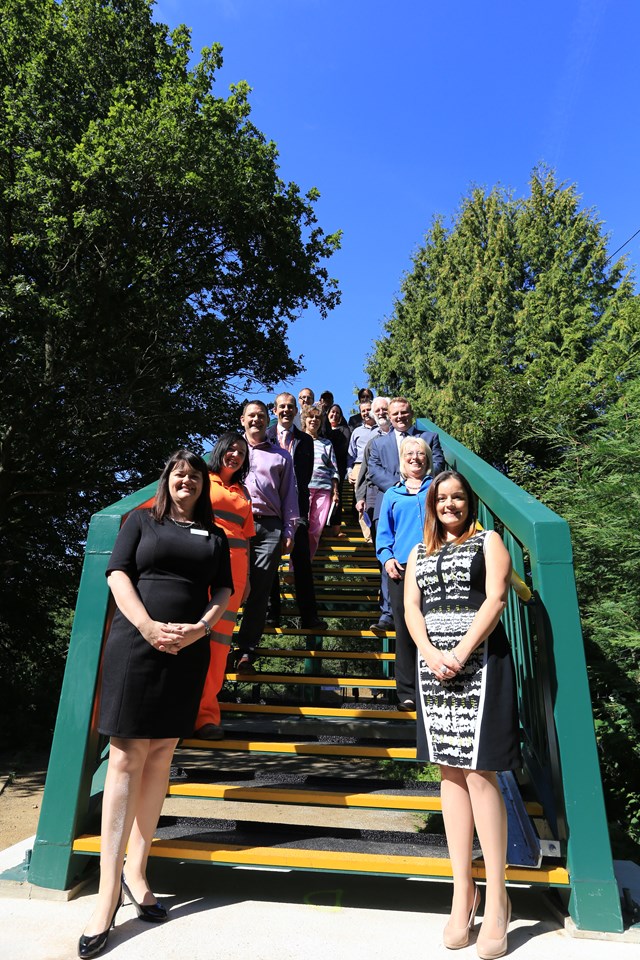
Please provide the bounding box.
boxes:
[424,647,466,682]
[142,620,202,655]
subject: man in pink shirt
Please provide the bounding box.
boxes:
[234,400,299,672]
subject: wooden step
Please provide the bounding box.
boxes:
[72,833,569,886]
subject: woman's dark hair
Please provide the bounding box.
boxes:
[329,403,344,419]
[208,432,249,485]
[423,470,477,554]
[151,449,214,528]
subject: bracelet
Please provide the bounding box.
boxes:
[452,652,465,669]
[200,619,211,639]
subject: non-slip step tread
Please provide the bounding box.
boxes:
[180,737,416,758]
[167,777,544,817]
[258,627,395,637]
[168,782,444,811]
[225,672,396,686]
[219,703,414,720]
[210,714,412,741]
[73,832,570,885]
[247,648,395,659]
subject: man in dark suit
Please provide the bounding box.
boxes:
[367,397,445,634]
[267,392,327,630]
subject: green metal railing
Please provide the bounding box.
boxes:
[416,417,622,933]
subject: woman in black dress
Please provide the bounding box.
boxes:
[404,471,517,959]
[79,450,233,958]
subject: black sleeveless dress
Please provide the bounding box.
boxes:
[99,509,233,738]
[414,531,520,770]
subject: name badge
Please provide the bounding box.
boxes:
[190,528,209,537]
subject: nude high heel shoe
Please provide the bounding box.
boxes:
[443,884,481,950]
[476,896,511,959]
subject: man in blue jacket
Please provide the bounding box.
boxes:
[367,397,445,633]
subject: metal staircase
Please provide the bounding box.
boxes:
[16,420,625,932]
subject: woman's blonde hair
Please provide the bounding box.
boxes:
[302,404,323,429]
[399,436,433,480]
[423,470,477,554]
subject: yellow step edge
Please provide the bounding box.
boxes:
[165,783,543,817]
[281,594,379,602]
[313,554,376,562]
[180,738,415,758]
[225,672,396,686]
[273,610,385,618]
[219,703,414,720]
[238,628,395,638]
[72,836,570,886]
[248,649,395,660]
[167,784,443,810]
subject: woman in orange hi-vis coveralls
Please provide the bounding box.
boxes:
[193,433,255,739]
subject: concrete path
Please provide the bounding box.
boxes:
[1,836,638,960]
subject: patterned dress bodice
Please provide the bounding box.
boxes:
[415,532,489,614]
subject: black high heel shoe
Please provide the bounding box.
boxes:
[122,876,168,923]
[78,889,123,958]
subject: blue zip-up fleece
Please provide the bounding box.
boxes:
[376,477,433,567]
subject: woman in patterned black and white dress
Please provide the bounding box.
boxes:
[404,470,519,959]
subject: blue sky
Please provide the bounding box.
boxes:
[155,0,639,418]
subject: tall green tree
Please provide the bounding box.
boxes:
[0,0,340,739]
[367,168,632,480]
[539,306,640,846]
[368,172,640,847]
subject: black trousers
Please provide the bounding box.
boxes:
[387,571,416,703]
[270,522,318,625]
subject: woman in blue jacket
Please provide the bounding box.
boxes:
[376,437,433,710]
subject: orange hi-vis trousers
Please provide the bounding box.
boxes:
[195,539,248,728]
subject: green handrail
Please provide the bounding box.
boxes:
[416,417,622,933]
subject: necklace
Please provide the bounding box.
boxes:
[168,516,196,527]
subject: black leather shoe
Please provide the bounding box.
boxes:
[398,699,416,712]
[236,652,255,674]
[302,618,328,630]
[193,723,225,741]
[369,619,393,635]
[122,877,168,923]
[78,890,123,957]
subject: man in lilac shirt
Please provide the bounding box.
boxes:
[235,399,299,672]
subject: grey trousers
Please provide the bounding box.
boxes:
[235,516,283,654]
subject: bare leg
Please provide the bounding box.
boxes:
[83,738,150,935]
[123,738,178,903]
[441,765,477,927]
[467,770,508,939]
